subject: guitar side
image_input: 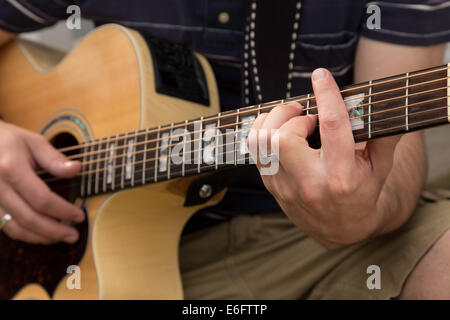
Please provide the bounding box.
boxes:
[0,24,223,299]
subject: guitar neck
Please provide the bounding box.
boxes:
[43,64,450,198]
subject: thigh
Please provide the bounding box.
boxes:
[308,191,450,299]
[179,191,450,300]
[179,212,366,299]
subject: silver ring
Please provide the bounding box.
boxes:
[0,213,12,231]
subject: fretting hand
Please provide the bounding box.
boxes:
[249,68,402,249]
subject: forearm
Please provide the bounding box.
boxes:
[354,37,446,236]
[375,132,426,235]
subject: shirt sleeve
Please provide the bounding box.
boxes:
[0,0,71,33]
[361,0,450,46]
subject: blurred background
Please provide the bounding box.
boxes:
[19,20,450,189]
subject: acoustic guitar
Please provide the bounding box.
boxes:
[0,24,448,300]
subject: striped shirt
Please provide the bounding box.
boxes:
[0,0,449,218]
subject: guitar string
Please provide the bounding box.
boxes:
[58,81,450,163]
[44,86,450,169]
[54,66,450,154]
[45,114,450,193]
[79,104,450,179]
[41,99,450,183]
[41,95,450,177]
[56,71,450,155]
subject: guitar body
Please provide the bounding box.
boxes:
[0,25,223,299]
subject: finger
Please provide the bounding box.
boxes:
[367,134,402,180]
[247,113,268,164]
[251,112,268,131]
[277,115,318,171]
[11,167,84,222]
[24,133,81,178]
[3,219,54,244]
[260,102,303,130]
[311,68,355,166]
[255,102,303,159]
[0,183,79,243]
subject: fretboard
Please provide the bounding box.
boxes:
[42,64,450,197]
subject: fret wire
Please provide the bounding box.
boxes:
[45,106,449,187]
[142,129,148,185]
[59,80,450,165]
[405,72,409,131]
[36,77,450,181]
[53,67,450,156]
[71,99,450,181]
[64,93,450,179]
[368,80,372,139]
[154,126,161,182]
[42,88,449,183]
[257,104,262,116]
[197,117,203,173]
[355,116,448,140]
[140,115,450,177]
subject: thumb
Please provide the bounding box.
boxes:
[25,134,81,178]
[367,134,402,181]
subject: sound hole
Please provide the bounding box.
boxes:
[44,132,82,203]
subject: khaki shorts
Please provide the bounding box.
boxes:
[179,189,450,299]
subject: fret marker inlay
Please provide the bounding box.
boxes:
[159,132,169,173]
[125,139,135,180]
[239,115,256,155]
[204,123,217,165]
[344,93,365,130]
[106,142,116,185]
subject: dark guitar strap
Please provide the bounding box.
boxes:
[242,0,302,105]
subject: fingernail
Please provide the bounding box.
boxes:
[64,233,79,244]
[312,68,327,82]
[74,213,85,223]
[63,161,75,168]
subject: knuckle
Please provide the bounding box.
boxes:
[321,114,341,131]
[271,105,284,114]
[301,185,324,209]
[19,212,37,229]
[328,174,356,197]
[0,157,17,180]
[34,191,52,212]
[279,189,298,206]
[277,129,291,152]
